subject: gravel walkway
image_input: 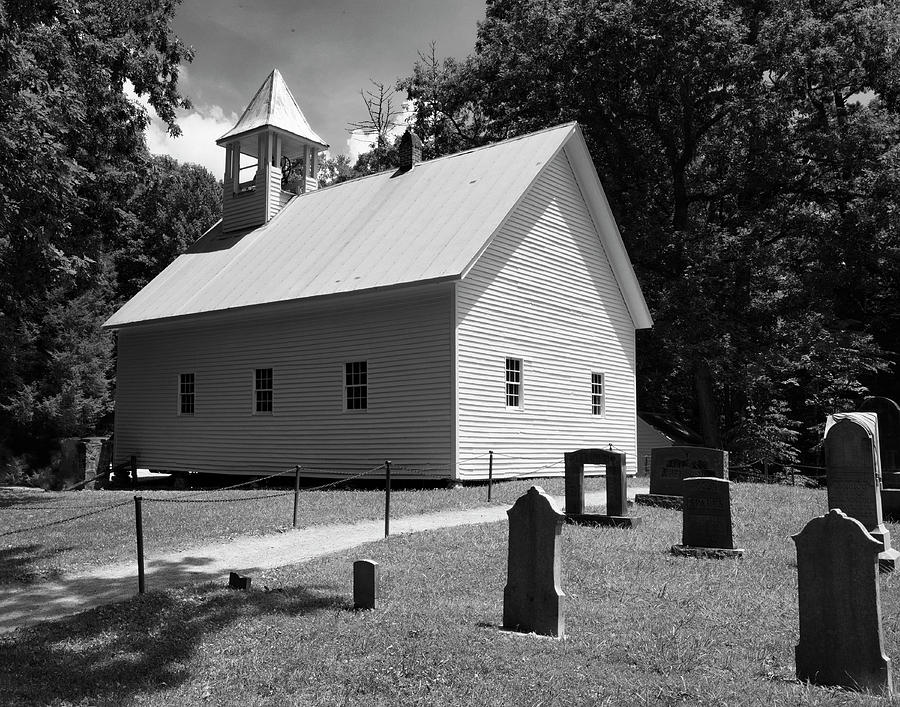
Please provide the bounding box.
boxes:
[0,486,647,633]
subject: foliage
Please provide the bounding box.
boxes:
[114,155,220,303]
[350,133,403,176]
[0,0,203,466]
[400,0,900,464]
[317,152,353,186]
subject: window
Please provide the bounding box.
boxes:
[505,358,522,408]
[254,368,273,413]
[591,372,604,415]
[179,373,195,415]
[345,361,367,410]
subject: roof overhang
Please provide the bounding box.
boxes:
[563,125,653,329]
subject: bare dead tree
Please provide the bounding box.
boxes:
[347,80,403,148]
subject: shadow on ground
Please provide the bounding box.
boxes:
[0,580,346,704]
[0,544,70,585]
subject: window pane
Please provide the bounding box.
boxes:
[591,373,603,415]
[505,358,522,407]
[179,373,195,414]
[254,368,273,412]
[345,361,368,410]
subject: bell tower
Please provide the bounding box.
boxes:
[216,69,328,233]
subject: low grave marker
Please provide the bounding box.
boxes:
[228,572,252,591]
[794,509,892,696]
[503,486,565,638]
[353,559,379,610]
[564,448,640,528]
[635,446,728,508]
[825,413,899,572]
[671,477,743,558]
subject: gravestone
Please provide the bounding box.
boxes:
[825,413,899,572]
[563,448,640,528]
[794,509,892,696]
[671,477,743,558]
[859,398,900,515]
[353,559,379,610]
[635,446,729,508]
[503,486,565,638]
[228,572,251,591]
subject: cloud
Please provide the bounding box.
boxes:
[125,79,236,176]
[145,105,236,176]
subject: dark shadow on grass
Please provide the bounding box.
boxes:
[0,580,346,704]
[0,544,71,585]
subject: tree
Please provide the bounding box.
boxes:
[348,80,403,149]
[0,0,194,465]
[318,153,353,186]
[346,80,406,177]
[400,0,900,465]
[114,155,221,303]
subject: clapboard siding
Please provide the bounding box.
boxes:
[223,171,266,233]
[456,149,637,479]
[267,166,294,220]
[114,284,454,477]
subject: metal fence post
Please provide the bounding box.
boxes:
[292,465,301,528]
[384,460,392,537]
[488,450,494,501]
[134,495,145,594]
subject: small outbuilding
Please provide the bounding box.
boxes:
[104,70,653,481]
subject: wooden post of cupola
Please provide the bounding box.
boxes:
[230,142,240,196]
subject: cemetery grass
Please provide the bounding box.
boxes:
[0,476,592,586]
[6,484,900,705]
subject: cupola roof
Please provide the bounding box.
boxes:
[217,69,327,148]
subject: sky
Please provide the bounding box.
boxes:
[144,0,487,176]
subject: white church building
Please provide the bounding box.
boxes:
[105,69,653,481]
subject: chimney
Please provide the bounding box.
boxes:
[398,129,423,172]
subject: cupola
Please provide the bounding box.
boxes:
[216,69,328,233]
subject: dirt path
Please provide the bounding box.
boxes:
[0,486,647,633]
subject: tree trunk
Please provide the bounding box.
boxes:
[694,359,722,448]
[672,166,689,232]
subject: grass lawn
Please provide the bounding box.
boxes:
[0,476,611,585]
[3,483,899,705]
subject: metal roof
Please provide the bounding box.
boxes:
[217,69,327,148]
[106,123,652,329]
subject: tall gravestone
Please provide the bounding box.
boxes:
[825,413,899,572]
[635,446,729,508]
[671,477,743,558]
[859,397,900,483]
[503,486,565,638]
[858,398,900,520]
[794,509,892,696]
[563,449,640,528]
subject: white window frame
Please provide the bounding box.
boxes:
[178,372,195,416]
[591,371,605,417]
[505,357,523,410]
[343,360,368,412]
[252,367,274,415]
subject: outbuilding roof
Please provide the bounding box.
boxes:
[217,69,327,148]
[106,123,652,329]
